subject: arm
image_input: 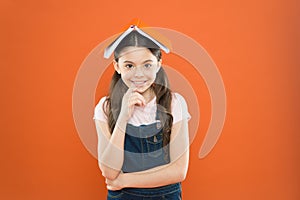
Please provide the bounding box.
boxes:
[106,119,190,190]
[95,119,127,180]
[95,88,146,180]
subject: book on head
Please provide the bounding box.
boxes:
[104,25,170,59]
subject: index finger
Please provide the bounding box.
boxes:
[128,82,137,92]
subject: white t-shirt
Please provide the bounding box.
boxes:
[93,92,191,126]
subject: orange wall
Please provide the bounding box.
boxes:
[1,0,299,199]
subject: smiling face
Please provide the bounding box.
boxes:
[114,46,161,96]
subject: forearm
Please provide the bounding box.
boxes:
[106,119,190,190]
[98,119,127,179]
[121,152,188,188]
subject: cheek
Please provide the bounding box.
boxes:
[145,70,157,80]
[119,73,132,87]
[120,71,132,80]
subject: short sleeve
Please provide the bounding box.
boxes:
[171,93,191,124]
[93,96,108,122]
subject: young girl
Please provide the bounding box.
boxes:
[93,26,191,200]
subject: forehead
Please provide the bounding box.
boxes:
[118,47,156,63]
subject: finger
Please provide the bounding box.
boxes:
[127,87,136,94]
[130,81,137,89]
[124,87,138,100]
[129,97,145,107]
[127,82,137,93]
[131,92,146,105]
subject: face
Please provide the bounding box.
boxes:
[114,46,161,94]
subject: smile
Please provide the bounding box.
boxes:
[131,80,147,87]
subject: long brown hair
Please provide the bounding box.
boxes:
[103,31,173,148]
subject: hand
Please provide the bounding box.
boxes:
[105,174,125,191]
[118,85,146,123]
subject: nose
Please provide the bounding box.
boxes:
[134,66,144,77]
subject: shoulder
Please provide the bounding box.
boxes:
[171,92,191,124]
[172,92,186,102]
[93,96,109,121]
[95,96,108,111]
[171,92,188,109]
[97,96,108,106]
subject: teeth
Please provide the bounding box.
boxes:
[133,81,145,85]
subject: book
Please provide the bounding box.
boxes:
[104,25,170,59]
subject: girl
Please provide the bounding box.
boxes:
[94,26,191,200]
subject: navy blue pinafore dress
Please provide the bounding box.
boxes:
[107,110,182,200]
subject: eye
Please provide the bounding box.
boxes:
[144,63,152,68]
[125,64,134,69]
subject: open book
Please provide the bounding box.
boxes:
[104,25,170,59]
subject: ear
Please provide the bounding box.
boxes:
[113,60,121,74]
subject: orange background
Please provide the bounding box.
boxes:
[1,0,299,199]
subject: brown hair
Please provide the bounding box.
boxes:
[103,31,173,148]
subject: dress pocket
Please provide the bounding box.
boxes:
[146,132,163,158]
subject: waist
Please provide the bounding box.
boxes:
[118,182,181,197]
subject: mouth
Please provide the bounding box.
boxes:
[131,80,147,87]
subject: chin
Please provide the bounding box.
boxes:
[137,84,153,94]
[136,87,148,94]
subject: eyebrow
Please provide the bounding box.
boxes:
[123,59,154,64]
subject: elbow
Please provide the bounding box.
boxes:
[174,163,188,182]
[101,170,119,180]
[99,163,120,180]
[177,170,187,182]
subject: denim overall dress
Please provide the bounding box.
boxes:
[107,110,182,200]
